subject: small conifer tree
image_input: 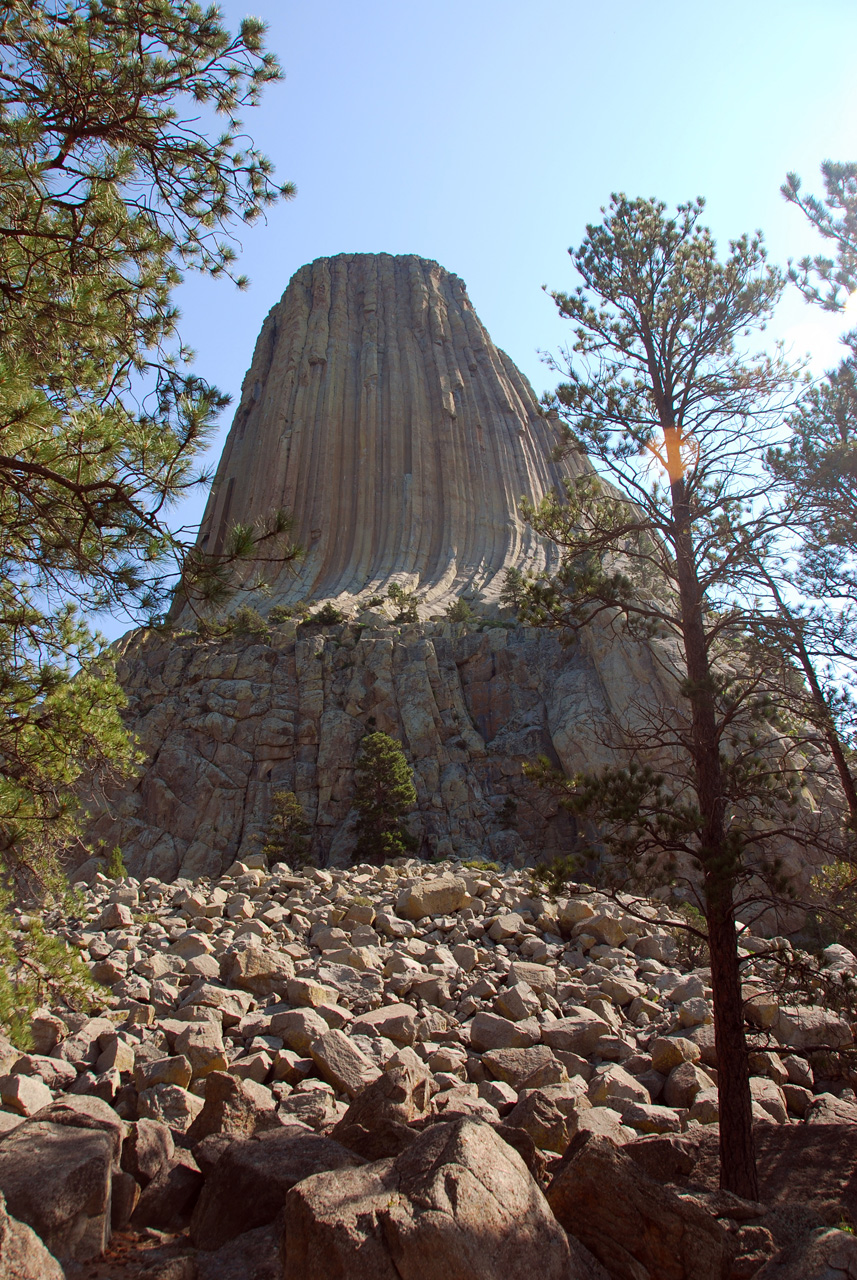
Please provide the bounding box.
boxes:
[260,791,311,867]
[352,732,417,863]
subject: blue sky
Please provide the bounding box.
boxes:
[116,0,857,632]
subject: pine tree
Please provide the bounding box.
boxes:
[353,732,418,864]
[0,1,295,1030]
[516,194,844,1198]
[260,791,312,868]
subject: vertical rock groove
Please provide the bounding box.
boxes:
[192,253,585,614]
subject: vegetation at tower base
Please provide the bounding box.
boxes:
[353,732,419,864]
[259,790,312,869]
[0,1,295,1006]
[515,193,855,1200]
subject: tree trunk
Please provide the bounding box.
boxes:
[705,869,759,1200]
[668,456,758,1198]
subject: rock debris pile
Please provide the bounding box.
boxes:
[2,857,857,1279]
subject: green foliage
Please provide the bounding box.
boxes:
[461,858,500,872]
[445,597,475,624]
[782,162,857,310]
[106,846,129,880]
[260,791,312,868]
[0,887,100,1047]
[670,902,711,967]
[499,567,527,613]
[0,2,293,1011]
[498,796,518,830]
[365,595,385,610]
[387,584,420,624]
[268,604,295,624]
[352,732,418,864]
[302,602,348,628]
[0,610,137,888]
[228,605,269,635]
[529,853,583,901]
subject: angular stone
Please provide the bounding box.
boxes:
[396,877,473,921]
[752,1228,857,1280]
[649,1035,701,1074]
[482,1045,559,1089]
[663,1060,714,1109]
[174,1023,228,1079]
[547,1132,729,1280]
[309,1029,381,1098]
[130,1151,204,1231]
[0,1190,64,1280]
[121,1117,175,1186]
[0,1074,52,1117]
[270,1008,330,1055]
[541,1008,608,1056]
[585,914,627,947]
[331,1061,433,1160]
[0,1104,121,1261]
[283,1117,583,1280]
[773,1006,853,1051]
[805,1093,857,1125]
[495,982,541,1022]
[191,1127,365,1250]
[135,1054,193,1091]
[469,1011,540,1053]
[138,1082,203,1134]
[220,943,294,998]
[508,961,556,994]
[350,1004,419,1046]
[587,1064,650,1112]
[186,1071,273,1144]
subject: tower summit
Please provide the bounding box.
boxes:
[193,253,583,614]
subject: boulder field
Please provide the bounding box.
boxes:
[2,856,857,1279]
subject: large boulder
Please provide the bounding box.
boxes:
[0,1191,64,1280]
[219,942,294,998]
[396,877,472,921]
[547,1132,730,1280]
[282,1117,587,1280]
[688,1124,857,1224]
[0,1096,126,1262]
[753,1227,857,1279]
[330,1061,433,1160]
[185,1070,275,1144]
[191,1125,365,1250]
[773,1006,853,1051]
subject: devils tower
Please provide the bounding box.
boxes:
[86,253,677,880]
[189,252,583,615]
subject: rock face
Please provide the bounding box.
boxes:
[188,252,582,615]
[88,618,674,878]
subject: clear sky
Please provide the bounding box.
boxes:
[111,0,857,632]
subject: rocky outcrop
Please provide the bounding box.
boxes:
[86,617,680,880]
[186,253,584,617]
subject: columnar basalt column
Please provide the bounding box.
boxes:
[189,253,585,614]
